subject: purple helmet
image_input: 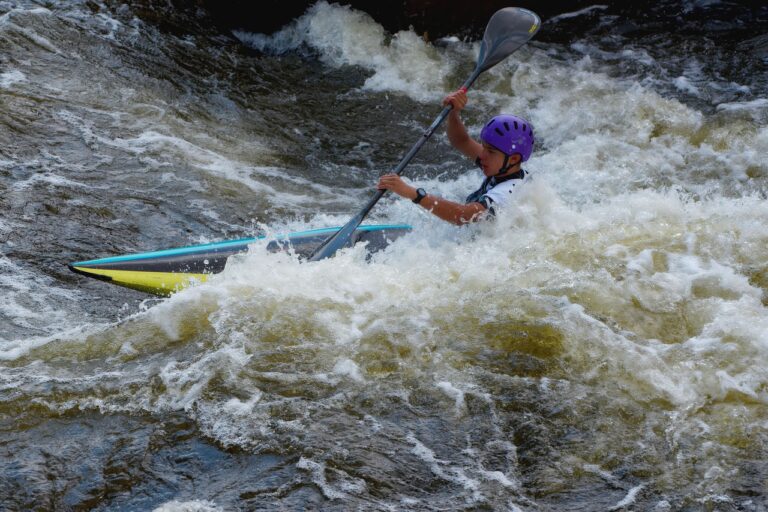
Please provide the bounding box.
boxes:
[480,114,535,162]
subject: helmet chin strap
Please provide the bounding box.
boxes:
[495,154,521,177]
[495,154,511,176]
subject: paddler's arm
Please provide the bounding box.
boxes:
[443,88,482,160]
[415,193,487,225]
[377,174,486,225]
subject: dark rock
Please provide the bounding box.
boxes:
[124,0,604,40]
[119,0,768,46]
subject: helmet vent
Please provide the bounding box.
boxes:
[503,122,510,131]
[494,127,504,136]
[523,124,527,132]
[513,121,518,130]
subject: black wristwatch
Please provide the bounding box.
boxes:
[412,188,427,204]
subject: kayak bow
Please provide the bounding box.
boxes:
[69,224,411,296]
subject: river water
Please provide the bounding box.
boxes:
[1,1,767,510]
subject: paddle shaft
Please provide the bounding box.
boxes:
[308,70,481,261]
[356,70,481,218]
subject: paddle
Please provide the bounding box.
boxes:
[309,7,541,261]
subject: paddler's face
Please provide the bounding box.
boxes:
[479,142,510,177]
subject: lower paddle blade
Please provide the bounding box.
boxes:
[477,7,540,73]
[308,213,364,261]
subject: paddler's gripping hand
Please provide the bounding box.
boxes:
[443,87,468,112]
[377,173,417,200]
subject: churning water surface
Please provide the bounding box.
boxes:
[1,1,767,510]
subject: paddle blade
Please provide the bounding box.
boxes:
[476,7,540,73]
[307,213,365,261]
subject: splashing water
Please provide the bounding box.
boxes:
[1,1,767,509]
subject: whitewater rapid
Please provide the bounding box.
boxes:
[1,1,767,510]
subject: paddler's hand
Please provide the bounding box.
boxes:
[443,87,468,112]
[377,173,416,200]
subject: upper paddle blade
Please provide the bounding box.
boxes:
[476,7,540,73]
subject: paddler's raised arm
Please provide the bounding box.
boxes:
[443,88,483,160]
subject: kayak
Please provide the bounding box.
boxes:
[69,224,411,296]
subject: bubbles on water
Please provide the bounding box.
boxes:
[2,0,768,508]
[0,254,93,348]
[0,68,25,87]
[152,500,224,512]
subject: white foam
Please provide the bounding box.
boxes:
[54,113,347,207]
[716,98,768,119]
[0,254,98,351]
[609,484,645,511]
[0,7,62,55]
[502,54,768,200]
[296,457,348,500]
[548,5,609,23]
[436,381,466,414]
[674,76,700,96]
[9,171,96,191]
[154,344,252,411]
[235,1,459,103]
[620,47,656,66]
[152,500,224,512]
[222,390,263,415]
[110,169,768,439]
[0,69,25,87]
[333,358,364,382]
[0,324,96,361]
[717,98,768,111]
[479,470,518,488]
[407,433,482,501]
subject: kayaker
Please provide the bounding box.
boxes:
[377,88,534,225]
